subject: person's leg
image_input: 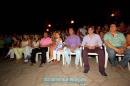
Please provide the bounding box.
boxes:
[95,47,107,76]
[24,46,31,63]
[40,47,48,66]
[74,48,81,66]
[6,48,11,57]
[64,48,71,65]
[106,47,116,66]
[13,48,23,63]
[23,47,27,62]
[120,48,130,68]
[31,48,39,64]
[49,45,55,60]
[57,50,61,61]
[82,48,90,73]
[53,50,57,60]
[9,48,15,60]
[52,50,58,64]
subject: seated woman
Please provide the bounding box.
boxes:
[53,32,63,64]
[13,36,23,63]
[21,35,32,63]
[49,32,57,62]
[6,35,17,60]
[30,35,40,65]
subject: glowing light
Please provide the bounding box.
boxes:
[71,20,74,24]
[111,13,115,17]
[48,24,51,27]
[46,29,49,31]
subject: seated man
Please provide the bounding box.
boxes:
[82,26,107,76]
[104,23,126,66]
[39,31,52,67]
[64,28,81,67]
[120,34,130,68]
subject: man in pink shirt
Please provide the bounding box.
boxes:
[39,31,52,67]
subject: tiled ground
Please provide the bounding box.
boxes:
[0,57,130,86]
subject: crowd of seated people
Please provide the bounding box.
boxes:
[0,21,130,76]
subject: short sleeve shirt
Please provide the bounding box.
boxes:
[104,32,126,47]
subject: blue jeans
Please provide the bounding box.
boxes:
[106,47,117,66]
[120,48,130,67]
[64,48,81,65]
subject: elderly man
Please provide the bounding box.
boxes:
[82,26,107,76]
[64,28,81,67]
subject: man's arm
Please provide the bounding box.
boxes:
[104,40,124,54]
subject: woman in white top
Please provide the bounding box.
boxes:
[30,35,40,65]
[21,34,32,63]
[53,32,63,64]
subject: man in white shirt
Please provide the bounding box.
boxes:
[82,26,107,76]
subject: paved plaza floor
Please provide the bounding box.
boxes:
[0,57,130,86]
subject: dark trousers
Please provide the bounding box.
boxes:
[40,47,48,64]
[0,48,4,57]
[31,48,41,63]
[82,47,105,72]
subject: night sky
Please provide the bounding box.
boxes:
[1,0,129,34]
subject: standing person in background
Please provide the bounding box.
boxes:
[77,26,87,41]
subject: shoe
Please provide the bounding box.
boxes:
[39,63,43,67]
[39,63,45,67]
[83,68,89,73]
[75,65,79,69]
[10,58,15,61]
[48,58,53,63]
[100,72,108,76]
[30,63,34,66]
[117,64,126,71]
[111,61,118,67]
[66,64,70,67]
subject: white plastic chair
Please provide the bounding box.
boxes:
[53,49,65,64]
[35,47,50,63]
[116,54,130,71]
[82,44,108,68]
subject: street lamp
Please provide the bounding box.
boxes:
[71,20,74,24]
[48,24,51,27]
[46,28,49,32]
[111,13,115,17]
